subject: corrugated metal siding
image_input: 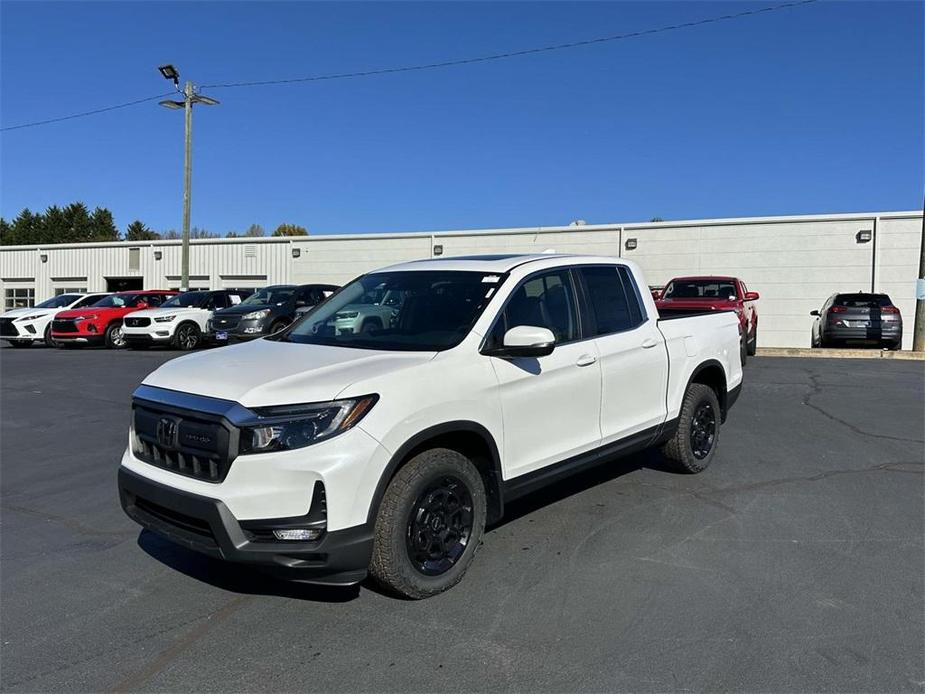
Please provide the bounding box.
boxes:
[1,212,920,348]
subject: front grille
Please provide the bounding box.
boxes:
[0,318,17,336]
[52,319,78,333]
[125,316,151,328]
[132,403,236,483]
[211,315,241,330]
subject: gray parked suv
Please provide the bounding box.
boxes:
[811,292,902,350]
[208,284,338,342]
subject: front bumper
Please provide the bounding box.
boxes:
[123,331,172,345]
[207,317,271,341]
[119,467,374,585]
[1,318,40,340]
[52,334,105,346]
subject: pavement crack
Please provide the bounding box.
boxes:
[107,595,254,692]
[802,372,923,444]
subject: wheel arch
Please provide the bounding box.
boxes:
[367,421,504,527]
[685,360,729,422]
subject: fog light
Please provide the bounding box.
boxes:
[273,528,322,541]
[87,324,98,333]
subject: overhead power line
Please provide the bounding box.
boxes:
[201,0,819,89]
[2,0,818,132]
[1,92,177,132]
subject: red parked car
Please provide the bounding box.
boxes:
[51,290,178,349]
[656,276,760,360]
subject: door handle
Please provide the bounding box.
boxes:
[576,354,597,367]
[641,338,659,349]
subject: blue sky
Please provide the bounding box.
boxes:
[1,1,922,235]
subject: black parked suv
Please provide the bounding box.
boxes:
[811,292,903,350]
[207,283,339,343]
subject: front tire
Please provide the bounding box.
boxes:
[746,328,757,356]
[369,448,487,599]
[44,324,55,348]
[661,383,721,474]
[7,340,31,348]
[269,319,288,335]
[173,322,202,350]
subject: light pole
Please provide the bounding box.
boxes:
[158,64,219,292]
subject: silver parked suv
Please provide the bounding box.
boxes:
[811,292,902,350]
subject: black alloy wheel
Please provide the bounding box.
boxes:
[689,402,717,460]
[175,323,200,350]
[405,475,474,576]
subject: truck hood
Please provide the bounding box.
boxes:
[656,298,737,310]
[141,337,437,407]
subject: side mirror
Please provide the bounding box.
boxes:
[135,302,148,309]
[810,310,820,317]
[484,325,555,358]
[744,291,760,301]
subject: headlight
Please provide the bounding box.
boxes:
[239,395,378,454]
[154,315,177,323]
[242,309,270,320]
[17,314,43,321]
[74,314,97,321]
[336,311,359,320]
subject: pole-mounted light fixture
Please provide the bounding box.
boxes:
[156,64,219,291]
[158,64,180,88]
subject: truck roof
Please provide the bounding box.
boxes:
[377,253,621,273]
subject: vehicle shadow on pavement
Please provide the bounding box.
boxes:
[495,448,675,529]
[136,530,361,602]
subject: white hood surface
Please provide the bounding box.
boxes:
[142,337,436,407]
[128,306,204,319]
[2,307,54,319]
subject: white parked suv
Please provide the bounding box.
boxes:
[119,254,743,598]
[122,289,252,350]
[1,292,109,347]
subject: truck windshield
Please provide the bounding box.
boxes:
[240,287,294,306]
[162,292,208,308]
[663,280,737,300]
[276,271,505,351]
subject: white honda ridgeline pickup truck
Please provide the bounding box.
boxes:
[119,254,743,598]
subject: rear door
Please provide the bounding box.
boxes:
[577,265,668,445]
[487,267,602,479]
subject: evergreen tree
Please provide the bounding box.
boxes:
[89,206,119,241]
[125,220,158,240]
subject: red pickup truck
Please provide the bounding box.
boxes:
[655,276,759,362]
[52,290,178,349]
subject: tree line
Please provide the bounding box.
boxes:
[0,203,308,245]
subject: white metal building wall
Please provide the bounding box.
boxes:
[1,211,921,349]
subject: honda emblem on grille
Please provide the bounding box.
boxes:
[156,417,179,447]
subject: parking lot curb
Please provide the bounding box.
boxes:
[756,347,925,360]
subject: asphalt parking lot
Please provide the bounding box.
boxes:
[1,345,923,693]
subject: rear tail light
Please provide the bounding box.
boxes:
[881,306,900,314]
[830,305,847,313]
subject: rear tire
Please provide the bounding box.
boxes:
[105,323,126,349]
[661,383,721,474]
[369,448,486,599]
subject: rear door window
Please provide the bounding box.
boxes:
[579,266,644,336]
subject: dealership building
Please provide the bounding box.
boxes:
[0,210,921,349]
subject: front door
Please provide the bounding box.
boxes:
[486,268,602,480]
